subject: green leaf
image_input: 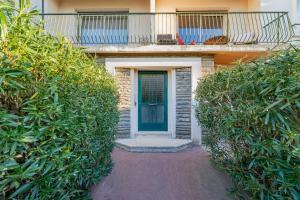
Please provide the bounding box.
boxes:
[30,92,38,99]
[10,142,17,156]
[0,160,19,171]
[263,100,283,112]
[19,136,38,143]
[248,159,256,170]
[296,101,300,109]
[0,76,4,86]
[10,182,34,198]
[264,112,270,125]
[7,79,25,89]
[291,190,300,200]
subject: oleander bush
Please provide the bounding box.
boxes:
[0,1,118,199]
[196,50,300,199]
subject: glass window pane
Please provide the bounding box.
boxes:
[177,14,224,44]
[141,74,164,104]
[81,13,128,45]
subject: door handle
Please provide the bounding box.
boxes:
[148,103,157,106]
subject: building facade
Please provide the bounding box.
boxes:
[32,0,296,145]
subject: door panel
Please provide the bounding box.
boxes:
[141,105,164,123]
[138,71,168,131]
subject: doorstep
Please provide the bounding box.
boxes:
[115,137,193,153]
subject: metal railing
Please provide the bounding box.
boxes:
[41,12,294,45]
[292,23,300,36]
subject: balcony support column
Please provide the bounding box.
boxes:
[150,0,156,43]
[150,0,156,13]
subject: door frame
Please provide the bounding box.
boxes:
[138,71,168,132]
[105,57,203,142]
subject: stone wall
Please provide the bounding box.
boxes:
[115,68,131,138]
[176,67,192,139]
[201,56,215,79]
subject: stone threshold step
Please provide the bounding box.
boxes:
[116,138,193,153]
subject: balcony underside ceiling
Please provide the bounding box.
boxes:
[84,43,288,54]
[88,45,287,66]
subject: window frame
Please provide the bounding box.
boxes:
[78,10,129,45]
[176,10,228,44]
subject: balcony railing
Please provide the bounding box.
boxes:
[292,23,300,36]
[41,12,294,46]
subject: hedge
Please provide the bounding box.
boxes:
[0,1,119,199]
[195,50,300,199]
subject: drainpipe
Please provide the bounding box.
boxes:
[41,0,45,28]
[42,0,45,17]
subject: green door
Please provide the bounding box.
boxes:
[138,71,168,131]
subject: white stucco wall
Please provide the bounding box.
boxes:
[30,0,42,11]
[47,0,149,13]
[39,0,299,20]
[156,0,249,12]
[35,0,250,13]
[248,0,299,23]
[248,0,261,11]
[260,0,292,12]
[29,0,59,12]
[247,0,299,35]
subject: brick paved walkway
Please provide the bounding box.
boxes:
[91,147,232,200]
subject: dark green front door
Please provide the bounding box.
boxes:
[138,71,168,131]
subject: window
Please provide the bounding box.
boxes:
[80,11,128,45]
[177,11,226,44]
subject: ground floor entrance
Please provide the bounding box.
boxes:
[138,71,168,132]
[105,57,211,143]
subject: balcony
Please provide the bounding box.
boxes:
[42,12,294,51]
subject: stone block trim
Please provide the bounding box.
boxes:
[176,68,192,139]
[201,56,215,79]
[200,56,215,143]
[115,68,131,138]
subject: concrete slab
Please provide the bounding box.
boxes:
[84,43,289,54]
[116,138,193,153]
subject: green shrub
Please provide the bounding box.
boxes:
[0,1,118,199]
[195,50,300,199]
